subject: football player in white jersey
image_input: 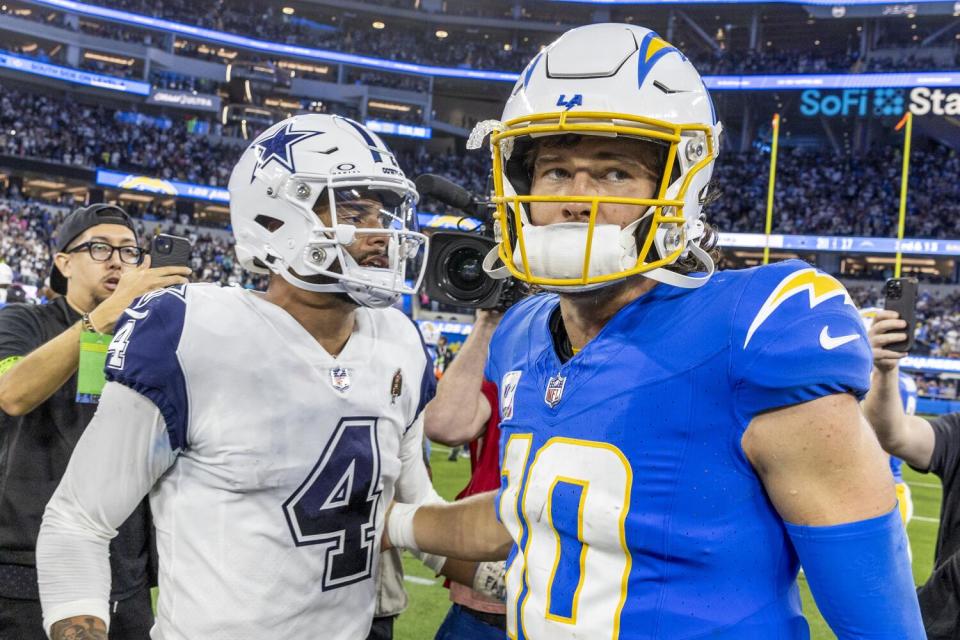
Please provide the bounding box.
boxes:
[36,114,473,640]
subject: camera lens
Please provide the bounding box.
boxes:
[432,236,500,305]
[157,237,172,253]
[447,248,484,292]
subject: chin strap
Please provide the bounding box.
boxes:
[642,242,715,289]
[482,245,512,280]
[275,262,398,308]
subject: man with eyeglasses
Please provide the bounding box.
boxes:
[0,203,190,639]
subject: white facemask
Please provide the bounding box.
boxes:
[482,218,715,291]
[510,222,639,290]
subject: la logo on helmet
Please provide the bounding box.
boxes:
[556,94,583,110]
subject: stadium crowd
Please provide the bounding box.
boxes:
[710,144,960,239]
[0,199,264,291]
[4,81,960,240]
[0,83,239,186]
[6,1,956,77]
[5,188,960,364]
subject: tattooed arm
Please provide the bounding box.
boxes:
[50,616,108,640]
[38,383,176,635]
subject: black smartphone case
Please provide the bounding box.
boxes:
[883,277,918,353]
[150,235,193,269]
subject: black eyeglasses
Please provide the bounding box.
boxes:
[66,241,144,265]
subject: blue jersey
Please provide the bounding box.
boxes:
[890,373,918,482]
[486,260,871,640]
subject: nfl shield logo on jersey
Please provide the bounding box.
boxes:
[501,371,522,420]
[329,367,351,393]
[544,374,566,408]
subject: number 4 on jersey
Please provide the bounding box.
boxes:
[283,417,382,591]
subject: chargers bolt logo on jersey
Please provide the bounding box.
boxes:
[329,367,351,393]
[544,373,566,408]
[744,268,853,348]
[501,371,522,420]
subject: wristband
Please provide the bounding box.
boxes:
[386,503,420,553]
[472,560,507,602]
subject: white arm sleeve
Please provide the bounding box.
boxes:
[394,414,443,506]
[37,382,178,635]
[393,414,447,572]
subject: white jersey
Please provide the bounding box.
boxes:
[37,284,436,640]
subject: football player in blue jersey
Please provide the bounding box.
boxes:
[386,23,924,639]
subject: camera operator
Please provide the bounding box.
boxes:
[424,309,506,639]
[0,204,190,639]
[864,308,960,639]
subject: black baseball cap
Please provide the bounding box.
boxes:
[50,204,138,295]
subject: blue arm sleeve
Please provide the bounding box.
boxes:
[785,507,925,639]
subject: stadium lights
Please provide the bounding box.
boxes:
[282,7,294,15]
[436,30,448,39]
[372,21,385,29]
[83,51,135,66]
[368,100,412,112]
[15,0,960,86]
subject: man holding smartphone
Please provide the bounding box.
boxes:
[0,203,190,639]
[864,307,960,639]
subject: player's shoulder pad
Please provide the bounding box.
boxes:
[734,260,861,349]
[731,261,871,416]
[105,284,190,450]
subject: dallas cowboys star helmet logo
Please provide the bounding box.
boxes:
[250,123,324,182]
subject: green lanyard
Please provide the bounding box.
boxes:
[77,330,112,404]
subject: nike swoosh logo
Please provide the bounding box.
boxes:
[819,326,860,350]
[125,308,150,320]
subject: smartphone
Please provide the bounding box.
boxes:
[150,234,193,269]
[882,277,918,353]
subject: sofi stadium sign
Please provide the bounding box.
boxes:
[801,87,960,117]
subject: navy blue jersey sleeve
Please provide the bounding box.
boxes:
[404,315,437,428]
[731,262,871,419]
[104,287,189,450]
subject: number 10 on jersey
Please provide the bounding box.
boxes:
[500,435,633,640]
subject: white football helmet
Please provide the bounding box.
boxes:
[472,23,723,291]
[228,113,427,308]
